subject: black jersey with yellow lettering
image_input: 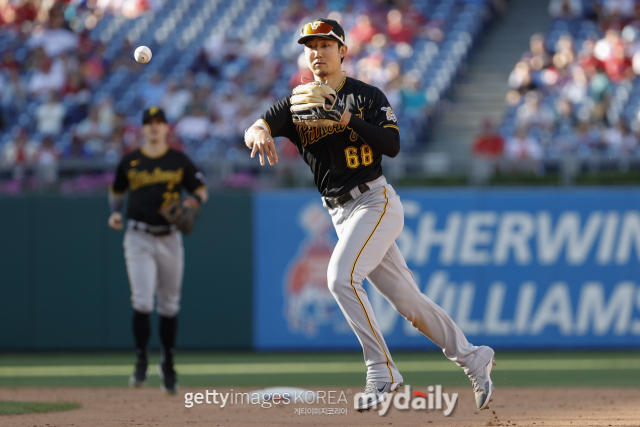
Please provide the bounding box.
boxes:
[259,76,400,198]
[111,148,205,225]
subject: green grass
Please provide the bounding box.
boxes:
[0,401,81,416]
[0,351,638,388]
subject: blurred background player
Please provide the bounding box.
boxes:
[108,107,208,394]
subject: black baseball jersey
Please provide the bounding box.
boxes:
[260,76,400,197]
[111,148,205,225]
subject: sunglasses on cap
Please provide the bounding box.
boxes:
[300,22,344,43]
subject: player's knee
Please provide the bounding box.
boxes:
[157,303,179,317]
[327,268,351,297]
[133,301,153,314]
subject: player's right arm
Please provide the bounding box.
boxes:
[245,121,278,166]
[245,96,296,166]
[108,157,129,230]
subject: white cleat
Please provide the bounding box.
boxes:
[469,358,496,410]
[355,381,402,412]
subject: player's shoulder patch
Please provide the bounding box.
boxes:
[381,106,398,123]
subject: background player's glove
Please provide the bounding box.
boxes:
[158,199,199,235]
[290,81,346,127]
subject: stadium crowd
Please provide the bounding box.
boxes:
[491,0,640,168]
[0,0,486,190]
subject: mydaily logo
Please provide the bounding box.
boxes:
[354,385,458,416]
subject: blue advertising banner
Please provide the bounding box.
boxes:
[253,189,640,350]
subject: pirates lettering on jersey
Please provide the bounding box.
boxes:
[260,76,399,197]
[112,148,205,226]
[128,167,184,191]
[296,107,365,146]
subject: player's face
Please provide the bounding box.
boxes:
[304,37,345,78]
[142,118,168,143]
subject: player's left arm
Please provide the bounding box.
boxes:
[181,155,208,208]
[343,88,400,158]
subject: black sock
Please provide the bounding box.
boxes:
[132,310,151,363]
[159,315,177,368]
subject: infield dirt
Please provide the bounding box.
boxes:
[0,386,639,426]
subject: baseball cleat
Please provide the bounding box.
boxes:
[355,381,402,412]
[469,358,496,410]
[128,360,148,388]
[157,363,179,395]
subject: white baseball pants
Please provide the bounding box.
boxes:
[324,176,494,383]
[123,227,184,317]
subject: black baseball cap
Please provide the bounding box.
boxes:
[142,106,167,125]
[298,18,346,46]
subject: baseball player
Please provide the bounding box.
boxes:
[245,19,496,411]
[108,107,208,394]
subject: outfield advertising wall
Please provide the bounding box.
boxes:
[253,189,640,350]
[0,193,253,350]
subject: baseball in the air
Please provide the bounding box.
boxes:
[134,46,152,63]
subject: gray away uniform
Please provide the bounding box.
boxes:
[259,76,494,383]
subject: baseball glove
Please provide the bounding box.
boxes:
[159,199,199,235]
[290,81,346,127]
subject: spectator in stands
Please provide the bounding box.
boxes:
[601,120,638,156]
[34,135,60,189]
[349,14,377,46]
[104,131,126,163]
[508,61,536,95]
[35,91,66,135]
[600,0,636,20]
[562,66,589,106]
[138,72,167,108]
[387,9,414,44]
[81,43,108,86]
[0,127,37,181]
[505,128,544,166]
[555,97,578,130]
[0,69,27,114]
[548,0,583,19]
[28,56,66,98]
[573,121,600,156]
[75,106,112,154]
[175,104,212,141]
[599,35,634,83]
[62,134,92,160]
[400,71,428,119]
[515,91,555,132]
[577,39,600,69]
[191,48,218,76]
[161,79,193,122]
[619,120,639,153]
[97,96,116,133]
[602,121,625,155]
[1,50,20,72]
[2,0,38,29]
[214,90,242,130]
[28,4,78,57]
[527,33,552,70]
[472,119,504,157]
[63,71,91,125]
[586,64,613,123]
